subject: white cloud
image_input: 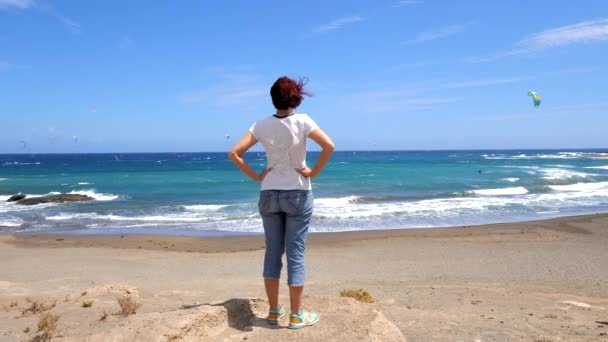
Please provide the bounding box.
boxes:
[313,16,362,33]
[0,60,14,72]
[392,0,422,7]
[341,75,523,113]
[55,14,80,29]
[520,18,608,50]
[470,18,608,62]
[179,87,266,106]
[0,0,80,30]
[445,77,523,89]
[178,69,267,107]
[343,85,461,113]
[0,0,33,9]
[0,60,27,72]
[409,24,468,43]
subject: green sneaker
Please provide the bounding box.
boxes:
[288,310,319,329]
[266,305,285,325]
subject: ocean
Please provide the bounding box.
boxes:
[1,150,608,236]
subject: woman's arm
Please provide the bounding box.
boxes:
[228,132,271,182]
[296,128,335,178]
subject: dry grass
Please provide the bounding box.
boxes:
[9,300,18,307]
[340,288,375,303]
[81,300,94,308]
[21,298,56,316]
[23,327,30,333]
[116,296,142,316]
[32,312,60,342]
[98,311,109,322]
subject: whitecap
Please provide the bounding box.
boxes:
[549,182,608,192]
[313,185,608,220]
[2,162,41,166]
[585,166,608,170]
[68,190,119,201]
[182,204,229,211]
[471,187,528,196]
[482,152,585,160]
[540,168,591,180]
[0,217,23,227]
[315,196,361,207]
[46,213,211,223]
[502,178,519,182]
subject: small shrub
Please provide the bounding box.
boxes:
[82,300,94,308]
[10,300,18,307]
[116,296,142,316]
[340,289,375,303]
[23,327,30,333]
[21,298,56,316]
[33,312,59,341]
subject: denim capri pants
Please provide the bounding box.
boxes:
[258,190,313,286]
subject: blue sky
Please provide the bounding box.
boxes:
[1,0,607,153]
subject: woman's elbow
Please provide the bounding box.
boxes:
[228,151,240,162]
[324,141,335,152]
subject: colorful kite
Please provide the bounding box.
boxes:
[528,91,541,108]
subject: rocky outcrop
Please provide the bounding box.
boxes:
[7,194,26,202]
[14,194,94,205]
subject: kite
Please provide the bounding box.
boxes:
[528,91,541,108]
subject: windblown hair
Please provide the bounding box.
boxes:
[270,76,311,110]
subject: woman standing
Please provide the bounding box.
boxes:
[229,76,334,329]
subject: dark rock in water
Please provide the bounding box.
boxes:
[7,194,26,202]
[16,194,94,206]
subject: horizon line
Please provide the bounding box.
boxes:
[1,147,607,155]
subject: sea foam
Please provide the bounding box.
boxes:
[68,190,119,201]
[182,204,229,211]
[540,168,591,181]
[0,217,23,227]
[314,196,361,207]
[548,182,608,192]
[471,187,528,196]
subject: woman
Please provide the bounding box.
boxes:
[229,76,334,329]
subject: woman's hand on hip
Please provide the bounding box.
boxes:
[255,168,273,182]
[295,166,316,178]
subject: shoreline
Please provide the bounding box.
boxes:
[2,212,606,253]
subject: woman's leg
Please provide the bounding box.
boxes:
[264,278,281,310]
[281,191,313,314]
[259,191,286,311]
[289,285,304,315]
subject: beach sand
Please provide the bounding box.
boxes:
[1,214,608,341]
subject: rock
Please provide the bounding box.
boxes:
[15,194,94,206]
[7,194,26,202]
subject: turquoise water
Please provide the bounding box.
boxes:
[1,150,608,235]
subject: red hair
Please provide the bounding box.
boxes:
[270,76,311,110]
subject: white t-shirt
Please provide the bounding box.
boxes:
[249,113,319,190]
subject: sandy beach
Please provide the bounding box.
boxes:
[1,214,608,341]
